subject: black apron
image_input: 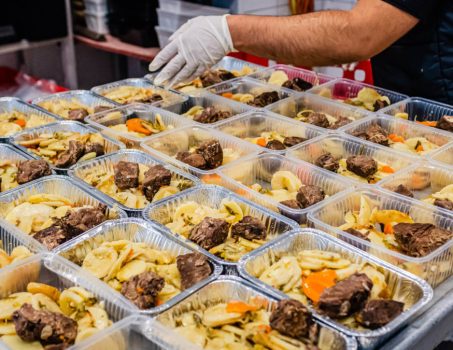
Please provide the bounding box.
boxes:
[372,0,453,105]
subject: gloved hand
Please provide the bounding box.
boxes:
[149,15,234,87]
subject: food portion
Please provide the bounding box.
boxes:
[37,99,113,122]
[257,249,404,330]
[183,106,233,124]
[0,160,51,192]
[99,86,163,105]
[314,153,395,184]
[220,90,282,108]
[0,110,51,137]
[394,113,453,133]
[165,199,270,261]
[343,87,391,112]
[245,132,306,150]
[295,110,355,130]
[3,194,109,249]
[108,115,172,139]
[249,170,326,210]
[173,66,254,92]
[79,239,212,309]
[351,123,440,155]
[80,161,193,209]
[167,297,325,349]
[0,282,113,349]
[338,195,453,257]
[0,241,33,268]
[422,184,453,211]
[175,139,240,170]
[18,131,107,169]
[267,70,314,92]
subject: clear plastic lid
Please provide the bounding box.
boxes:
[215,109,325,154]
[219,152,351,224]
[238,229,433,348]
[307,186,453,287]
[431,143,453,168]
[140,124,259,178]
[85,103,192,149]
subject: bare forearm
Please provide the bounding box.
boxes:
[227,1,417,67]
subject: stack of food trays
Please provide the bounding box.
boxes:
[1,57,453,349]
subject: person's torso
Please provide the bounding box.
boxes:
[372,0,453,104]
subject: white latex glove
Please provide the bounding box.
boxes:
[341,62,358,71]
[149,15,234,87]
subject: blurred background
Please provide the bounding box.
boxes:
[0,0,358,100]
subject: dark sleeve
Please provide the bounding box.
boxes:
[382,0,439,21]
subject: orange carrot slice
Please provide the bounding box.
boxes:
[302,270,337,303]
[381,165,395,173]
[14,119,26,128]
[226,301,258,313]
[384,223,394,234]
[126,118,152,135]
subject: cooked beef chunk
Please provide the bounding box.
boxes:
[121,271,165,309]
[373,99,389,111]
[394,223,453,257]
[200,69,235,87]
[84,142,104,156]
[329,116,352,130]
[93,105,112,114]
[280,199,302,209]
[344,227,370,241]
[13,303,77,346]
[249,91,280,107]
[282,78,313,92]
[296,185,326,208]
[33,225,68,250]
[142,164,172,201]
[114,161,139,190]
[231,216,266,240]
[283,136,306,148]
[436,115,453,132]
[434,199,453,211]
[346,155,378,178]
[394,184,414,198]
[352,124,389,146]
[193,106,232,124]
[176,152,207,169]
[189,217,229,250]
[315,153,339,172]
[17,160,52,184]
[196,140,223,169]
[176,252,212,290]
[265,140,286,150]
[67,108,88,122]
[270,299,316,339]
[62,204,107,237]
[133,94,163,104]
[356,299,404,329]
[306,112,330,128]
[55,140,85,168]
[318,273,373,318]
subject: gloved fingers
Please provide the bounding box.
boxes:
[149,42,178,72]
[154,54,186,86]
[168,63,198,87]
[182,65,207,86]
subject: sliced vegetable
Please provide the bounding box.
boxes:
[389,134,404,143]
[381,166,395,174]
[383,223,394,234]
[126,118,152,135]
[257,137,267,147]
[226,301,258,313]
[301,269,337,303]
[14,119,26,128]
